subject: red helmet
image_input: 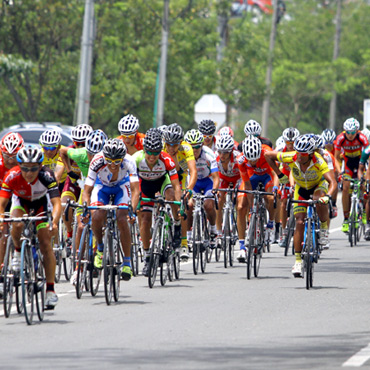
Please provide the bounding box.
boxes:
[218,126,234,138]
[1,133,24,155]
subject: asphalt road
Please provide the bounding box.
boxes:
[1,208,370,370]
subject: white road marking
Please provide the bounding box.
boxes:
[330,227,342,234]
[343,343,370,367]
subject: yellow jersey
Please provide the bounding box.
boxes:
[42,146,68,183]
[276,151,329,190]
[163,141,195,173]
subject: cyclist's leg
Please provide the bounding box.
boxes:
[61,177,80,240]
[314,180,330,249]
[341,168,354,232]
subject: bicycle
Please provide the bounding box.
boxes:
[216,185,238,268]
[139,196,182,288]
[128,202,143,277]
[1,211,52,325]
[239,184,277,279]
[282,187,295,257]
[191,192,217,275]
[343,178,365,247]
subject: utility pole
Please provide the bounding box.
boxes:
[261,0,278,137]
[74,0,95,126]
[155,0,170,127]
[329,0,342,131]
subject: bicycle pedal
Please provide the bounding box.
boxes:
[44,305,55,311]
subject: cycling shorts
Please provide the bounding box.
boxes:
[343,156,360,178]
[61,177,81,202]
[193,177,213,197]
[140,174,172,212]
[249,173,274,191]
[293,179,328,215]
[90,182,131,207]
[219,178,241,189]
[11,195,51,231]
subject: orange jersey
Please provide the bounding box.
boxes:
[117,132,145,151]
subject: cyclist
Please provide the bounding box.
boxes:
[236,135,277,262]
[133,128,182,275]
[117,114,145,156]
[184,129,220,248]
[322,128,336,155]
[83,138,140,281]
[215,134,241,238]
[0,145,61,308]
[217,126,239,151]
[39,129,67,191]
[265,134,337,277]
[198,119,217,151]
[278,127,300,248]
[163,123,197,259]
[0,133,24,296]
[59,124,93,252]
[238,120,273,152]
[334,118,368,233]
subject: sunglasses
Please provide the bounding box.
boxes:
[121,134,136,139]
[166,142,180,146]
[105,157,123,165]
[191,144,202,149]
[346,130,357,135]
[203,134,213,139]
[2,153,17,159]
[43,146,58,151]
[20,166,40,173]
[146,150,161,156]
[74,141,85,147]
[298,152,310,157]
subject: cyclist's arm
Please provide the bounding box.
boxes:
[211,171,220,191]
[50,196,62,229]
[264,151,283,176]
[130,180,140,212]
[59,147,73,173]
[170,177,182,202]
[334,149,342,174]
[323,170,337,198]
[82,184,93,206]
[186,159,197,191]
[54,162,65,184]
[0,197,9,234]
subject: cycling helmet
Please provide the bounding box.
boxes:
[314,134,324,149]
[184,129,204,146]
[17,145,44,164]
[39,129,62,146]
[118,114,139,135]
[293,134,316,154]
[244,120,262,136]
[362,127,370,141]
[343,117,360,132]
[216,134,234,153]
[102,138,127,160]
[282,127,300,142]
[218,126,234,138]
[1,133,24,154]
[86,130,106,154]
[198,120,216,135]
[322,128,336,144]
[163,123,184,144]
[143,128,163,152]
[275,136,285,150]
[71,124,93,143]
[242,135,261,161]
[157,125,167,138]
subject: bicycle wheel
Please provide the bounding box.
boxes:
[130,222,140,277]
[167,250,175,282]
[229,212,237,267]
[76,226,89,299]
[103,230,114,305]
[246,214,256,280]
[223,209,230,269]
[89,248,101,297]
[192,213,201,275]
[2,237,15,318]
[285,215,295,257]
[173,248,180,280]
[254,216,264,278]
[215,238,222,262]
[54,246,62,283]
[148,221,162,288]
[71,217,78,272]
[304,219,313,290]
[357,203,364,243]
[35,249,45,321]
[113,235,123,302]
[21,240,35,325]
[15,282,23,314]
[61,220,73,281]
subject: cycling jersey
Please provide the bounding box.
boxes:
[334,131,368,158]
[0,166,59,201]
[163,141,195,173]
[117,132,145,151]
[42,146,68,183]
[85,153,138,187]
[0,156,13,186]
[276,151,329,190]
[67,147,90,178]
[194,146,218,180]
[133,150,178,181]
[237,136,273,152]
[237,144,273,182]
[216,150,240,186]
[317,148,335,171]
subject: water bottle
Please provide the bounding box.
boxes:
[32,246,38,271]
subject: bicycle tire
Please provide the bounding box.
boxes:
[161,226,171,285]
[246,214,256,280]
[54,247,62,283]
[285,215,295,257]
[103,230,114,305]
[148,221,162,288]
[62,222,73,281]
[200,213,208,274]
[305,219,313,290]
[223,208,230,269]
[2,237,14,318]
[71,216,78,272]
[130,222,140,277]
[254,215,264,277]
[15,282,23,314]
[357,203,364,243]
[21,240,35,325]
[113,234,123,302]
[76,225,89,299]
[229,212,237,267]
[215,239,222,262]
[35,249,45,321]
[173,249,180,280]
[89,250,101,297]
[192,213,200,275]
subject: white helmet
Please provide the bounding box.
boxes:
[216,134,234,153]
[343,117,360,132]
[39,129,62,146]
[275,136,285,150]
[86,130,107,154]
[322,129,336,144]
[242,135,261,161]
[282,127,300,142]
[244,120,262,136]
[362,128,370,141]
[71,124,93,143]
[218,126,234,138]
[293,134,316,154]
[118,114,139,135]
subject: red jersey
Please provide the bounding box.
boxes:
[216,150,240,183]
[237,144,273,182]
[0,166,60,202]
[334,132,368,158]
[117,132,145,151]
[0,156,13,186]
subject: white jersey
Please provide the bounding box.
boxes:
[196,146,218,180]
[85,153,138,187]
